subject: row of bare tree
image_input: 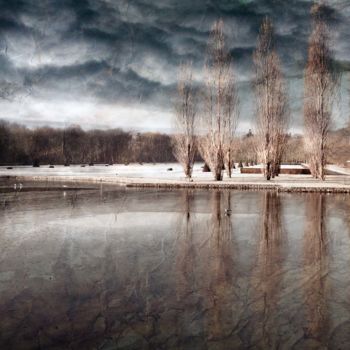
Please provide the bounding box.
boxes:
[1,118,347,167]
[173,20,239,181]
[172,4,340,181]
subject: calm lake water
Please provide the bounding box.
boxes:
[1,181,350,349]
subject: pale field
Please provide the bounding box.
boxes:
[1,163,350,190]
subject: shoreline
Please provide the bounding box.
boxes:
[2,174,350,193]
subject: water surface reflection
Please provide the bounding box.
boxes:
[0,185,350,349]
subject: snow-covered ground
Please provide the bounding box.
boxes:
[327,164,350,176]
[1,163,192,179]
[1,163,350,191]
[0,162,348,179]
[0,162,241,180]
[0,163,308,179]
[248,164,306,169]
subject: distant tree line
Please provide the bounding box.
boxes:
[0,121,177,165]
[235,127,350,167]
[1,119,348,168]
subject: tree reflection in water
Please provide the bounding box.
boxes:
[248,191,286,348]
[175,189,196,302]
[1,188,350,349]
[299,194,330,348]
[173,190,241,347]
[205,191,239,345]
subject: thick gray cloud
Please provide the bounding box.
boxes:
[0,0,349,132]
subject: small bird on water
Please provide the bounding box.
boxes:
[13,183,23,191]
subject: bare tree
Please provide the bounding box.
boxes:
[223,74,239,178]
[172,63,197,179]
[253,18,289,180]
[304,4,339,180]
[199,19,239,181]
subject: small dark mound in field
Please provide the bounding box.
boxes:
[81,164,86,167]
[49,165,54,168]
[89,162,94,166]
[64,163,70,167]
[6,167,13,170]
[202,163,210,172]
[105,164,109,166]
[167,168,173,171]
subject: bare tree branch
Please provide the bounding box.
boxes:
[253,18,289,180]
[199,19,239,181]
[172,63,197,179]
[304,3,340,180]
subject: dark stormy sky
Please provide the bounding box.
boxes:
[0,0,349,133]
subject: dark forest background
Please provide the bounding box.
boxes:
[0,120,175,165]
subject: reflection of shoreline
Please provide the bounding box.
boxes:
[0,189,349,349]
